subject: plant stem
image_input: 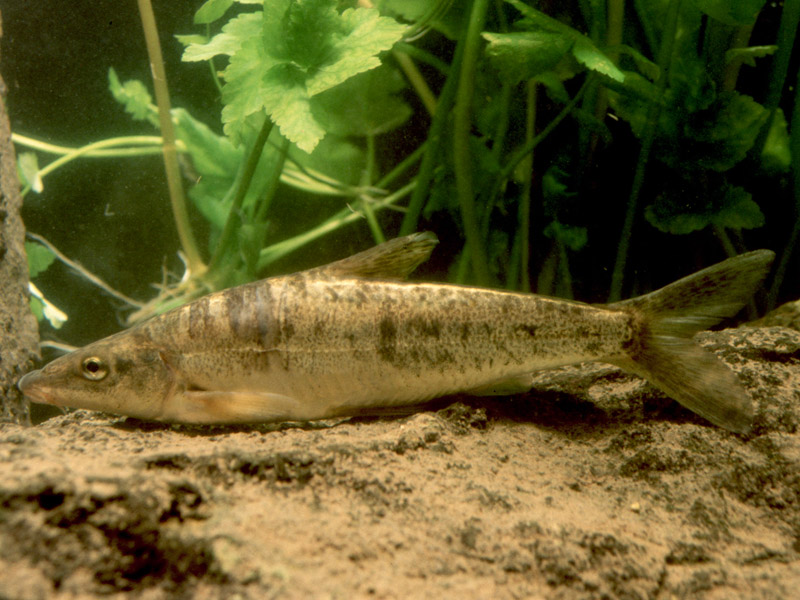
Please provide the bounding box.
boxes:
[721,26,754,92]
[208,117,274,272]
[253,137,289,225]
[15,135,175,197]
[12,133,170,156]
[361,134,386,243]
[492,78,589,202]
[399,23,466,236]
[753,0,799,157]
[608,0,682,302]
[453,0,491,285]
[517,80,538,292]
[137,0,205,276]
[375,143,425,190]
[713,225,737,257]
[206,25,224,95]
[257,182,416,273]
[27,233,143,308]
[394,43,451,75]
[768,46,800,310]
[394,50,437,116]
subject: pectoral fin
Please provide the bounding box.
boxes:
[158,390,305,424]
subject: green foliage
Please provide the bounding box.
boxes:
[194,0,236,25]
[645,182,764,234]
[543,221,587,252]
[312,66,412,137]
[504,0,624,82]
[19,0,797,328]
[25,242,56,278]
[182,0,406,151]
[761,108,792,174]
[108,68,158,126]
[726,44,777,67]
[695,0,767,26]
[483,31,571,83]
[604,0,788,239]
[17,152,42,193]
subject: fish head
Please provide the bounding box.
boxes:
[18,332,177,421]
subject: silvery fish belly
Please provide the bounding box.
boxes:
[18,233,774,433]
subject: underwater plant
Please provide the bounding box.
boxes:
[10,0,797,342]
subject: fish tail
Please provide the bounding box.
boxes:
[609,250,774,433]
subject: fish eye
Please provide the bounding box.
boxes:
[81,357,108,381]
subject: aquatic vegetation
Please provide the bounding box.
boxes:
[11,0,798,335]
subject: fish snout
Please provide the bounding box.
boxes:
[17,370,56,406]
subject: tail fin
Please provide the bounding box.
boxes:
[609,250,774,433]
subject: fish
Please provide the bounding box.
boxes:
[18,233,774,433]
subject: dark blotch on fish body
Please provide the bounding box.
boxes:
[409,316,441,339]
[378,318,398,363]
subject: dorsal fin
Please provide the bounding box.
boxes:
[310,232,439,280]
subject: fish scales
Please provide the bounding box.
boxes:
[18,233,774,432]
[136,275,633,416]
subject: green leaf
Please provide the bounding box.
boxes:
[725,45,777,67]
[217,1,405,151]
[238,222,269,277]
[194,0,235,24]
[505,0,582,37]
[760,109,791,174]
[25,242,56,277]
[684,91,768,171]
[186,119,283,236]
[173,108,240,179]
[482,31,572,83]
[645,182,764,234]
[541,166,576,203]
[505,0,623,82]
[261,66,326,152]
[290,134,365,187]
[108,68,157,126]
[305,7,407,96]
[312,66,411,136]
[712,186,764,230]
[535,72,570,103]
[572,38,625,82]
[182,12,262,62]
[610,44,660,80]
[18,152,43,193]
[175,34,208,47]
[543,221,587,251]
[695,0,766,26]
[29,296,44,323]
[219,36,278,144]
[604,70,662,137]
[382,0,464,38]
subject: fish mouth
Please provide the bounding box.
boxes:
[17,371,58,406]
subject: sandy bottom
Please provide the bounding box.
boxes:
[1,327,800,599]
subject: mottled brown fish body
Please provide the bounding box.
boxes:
[18,233,774,432]
[144,275,633,419]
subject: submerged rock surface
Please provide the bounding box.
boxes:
[1,326,799,599]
